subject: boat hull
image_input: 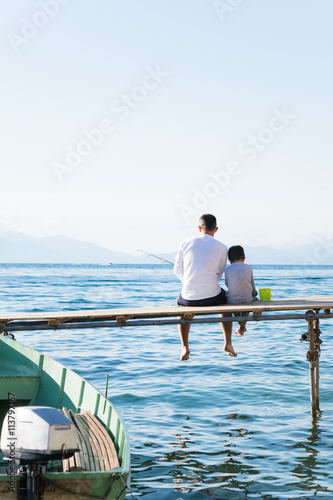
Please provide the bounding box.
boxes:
[0,335,130,499]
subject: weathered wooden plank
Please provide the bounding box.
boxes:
[62,409,119,473]
[0,297,333,325]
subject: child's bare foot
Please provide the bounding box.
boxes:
[235,326,247,337]
[180,347,190,361]
[224,343,237,357]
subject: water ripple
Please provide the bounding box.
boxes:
[0,264,333,499]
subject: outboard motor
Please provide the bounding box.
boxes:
[1,406,78,500]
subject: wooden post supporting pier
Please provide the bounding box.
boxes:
[306,310,321,417]
[314,311,321,412]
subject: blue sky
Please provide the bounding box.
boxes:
[0,0,332,255]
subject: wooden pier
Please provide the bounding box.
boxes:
[1,296,333,417]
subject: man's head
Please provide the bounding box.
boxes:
[228,245,245,263]
[198,214,218,235]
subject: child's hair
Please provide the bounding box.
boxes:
[228,245,245,262]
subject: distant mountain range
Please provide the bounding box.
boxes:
[0,231,332,265]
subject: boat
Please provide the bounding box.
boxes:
[0,334,130,499]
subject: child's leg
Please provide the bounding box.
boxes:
[234,312,249,336]
[220,313,237,357]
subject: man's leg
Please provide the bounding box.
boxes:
[178,321,191,361]
[220,313,237,357]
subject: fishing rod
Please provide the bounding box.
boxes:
[137,248,174,265]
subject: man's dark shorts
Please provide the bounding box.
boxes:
[177,288,227,307]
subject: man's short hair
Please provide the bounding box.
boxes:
[228,245,245,262]
[199,214,217,231]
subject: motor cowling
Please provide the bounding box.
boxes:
[1,406,78,463]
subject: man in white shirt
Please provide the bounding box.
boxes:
[174,214,237,360]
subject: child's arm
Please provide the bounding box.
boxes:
[223,266,230,292]
[251,270,258,300]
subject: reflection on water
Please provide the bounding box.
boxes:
[131,412,332,499]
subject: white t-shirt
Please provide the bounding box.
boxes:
[174,233,227,300]
[225,262,257,304]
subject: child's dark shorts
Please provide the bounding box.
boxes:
[177,288,227,307]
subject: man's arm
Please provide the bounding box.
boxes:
[217,246,228,280]
[174,245,184,281]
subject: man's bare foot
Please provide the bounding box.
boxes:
[180,347,190,361]
[235,326,247,337]
[224,343,237,357]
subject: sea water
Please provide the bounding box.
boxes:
[0,264,333,500]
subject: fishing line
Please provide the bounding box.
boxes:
[137,249,174,265]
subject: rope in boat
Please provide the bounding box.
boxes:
[118,475,138,500]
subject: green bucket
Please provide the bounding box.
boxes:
[259,288,272,301]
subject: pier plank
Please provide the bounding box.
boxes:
[0,297,333,325]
